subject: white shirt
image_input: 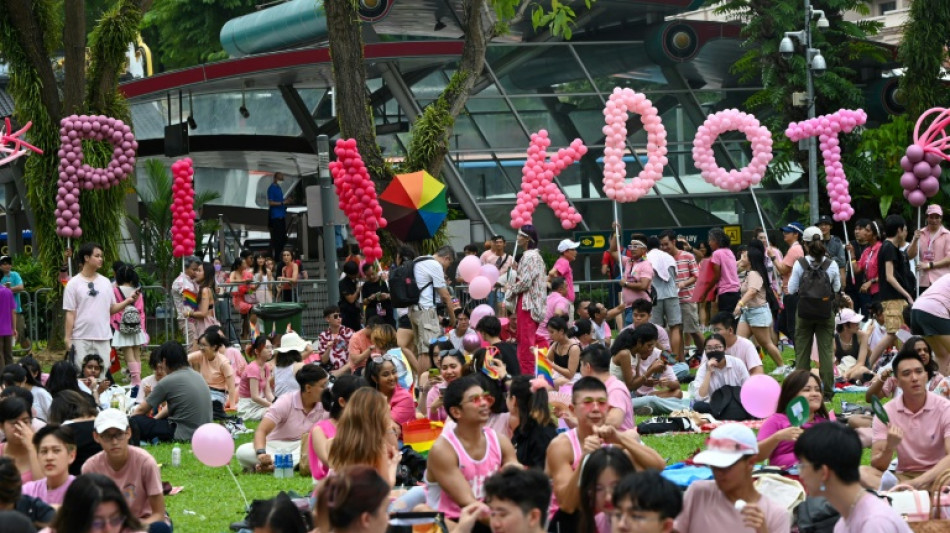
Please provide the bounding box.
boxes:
[414,258,446,309]
[692,355,750,401]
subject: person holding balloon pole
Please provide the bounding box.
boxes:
[82,409,172,533]
[506,225,547,376]
[906,204,950,295]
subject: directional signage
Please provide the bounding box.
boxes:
[574,225,743,254]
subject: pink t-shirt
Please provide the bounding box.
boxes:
[22,475,75,505]
[782,242,804,292]
[264,393,328,442]
[537,292,571,341]
[725,336,763,373]
[238,360,272,399]
[427,385,447,421]
[604,376,634,431]
[621,257,653,306]
[674,480,790,533]
[913,273,950,319]
[833,492,913,533]
[757,413,832,468]
[63,274,114,341]
[82,447,164,521]
[916,226,950,287]
[553,257,575,302]
[871,392,950,473]
[390,386,416,425]
[308,418,337,481]
[224,347,246,380]
[711,247,739,294]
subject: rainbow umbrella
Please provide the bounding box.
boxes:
[380,170,447,241]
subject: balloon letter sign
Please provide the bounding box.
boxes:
[785,109,867,221]
[901,108,950,207]
[329,139,386,262]
[55,114,137,237]
[510,130,586,230]
[171,158,196,258]
[692,110,773,192]
[602,87,668,203]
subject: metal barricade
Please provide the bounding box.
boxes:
[140,285,172,348]
[13,290,32,356]
[216,278,327,343]
[30,287,56,350]
[451,278,622,310]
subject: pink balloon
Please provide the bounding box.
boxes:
[479,264,500,285]
[900,172,918,190]
[920,176,940,196]
[740,375,782,418]
[908,189,928,207]
[457,255,482,283]
[191,423,235,467]
[468,275,492,300]
[470,304,495,329]
[906,144,925,164]
[461,331,483,353]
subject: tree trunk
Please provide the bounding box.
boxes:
[1,0,61,119]
[325,0,389,183]
[62,0,86,115]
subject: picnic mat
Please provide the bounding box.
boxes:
[646,418,766,437]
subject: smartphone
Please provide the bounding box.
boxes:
[428,368,440,377]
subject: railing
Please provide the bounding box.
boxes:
[216,278,330,343]
[450,277,624,310]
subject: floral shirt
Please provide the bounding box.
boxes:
[508,249,546,323]
[314,326,354,370]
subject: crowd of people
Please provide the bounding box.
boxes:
[0,204,948,531]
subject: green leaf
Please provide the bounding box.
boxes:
[880,195,893,219]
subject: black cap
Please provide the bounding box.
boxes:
[0,256,11,265]
[817,215,834,226]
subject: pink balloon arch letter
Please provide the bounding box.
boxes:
[601,87,668,203]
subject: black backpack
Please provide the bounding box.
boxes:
[389,256,436,308]
[796,257,835,320]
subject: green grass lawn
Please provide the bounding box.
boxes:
[127,345,876,532]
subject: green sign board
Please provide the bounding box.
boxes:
[574,225,743,254]
[786,396,810,427]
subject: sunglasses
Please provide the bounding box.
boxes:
[87,281,98,297]
[328,313,341,319]
[463,391,495,407]
[91,514,126,530]
[429,335,449,345]
[371,353,396,365]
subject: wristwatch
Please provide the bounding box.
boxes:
[256,448,267,456]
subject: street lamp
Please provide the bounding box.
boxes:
[781,1,829,224]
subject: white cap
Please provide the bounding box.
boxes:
[835,308,864,325]
[557,239,580,253]
[274,331,312,353]
[94,408,129,434]
[802,226,822,243]
[692,424,759,468]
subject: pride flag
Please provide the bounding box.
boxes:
[480,347,502,381]
[250,319,263,342]
[535,346,555,387]
[182,289,198,311]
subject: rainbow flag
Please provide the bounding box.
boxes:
[250,319,263,342]
[182,289,198,311]
[481,347,502,381]
[535,346,555,387]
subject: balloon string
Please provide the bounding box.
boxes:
[227,465,250,510]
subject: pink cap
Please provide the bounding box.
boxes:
[927,205,943,216]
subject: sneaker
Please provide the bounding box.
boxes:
[771,365,789,376]
[634,406,653,416]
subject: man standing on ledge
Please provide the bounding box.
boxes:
[268,172,287,259]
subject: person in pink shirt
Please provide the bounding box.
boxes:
[703,228,741,315]
[22,425,75,506]
[537,277,571,343]
[911,273,950,374]
[908,204,950,292]
[676,424,790,533]
[756,370,832,468]
[550,239,579,302]
[236,336,275,421]
[307,375,366,482]
[42,474,148,533]
[426,351,466,421]
[365,355,416,425]
[620,237,653,327]
[794,422,912,533]
[81,409,169,533]
[580,344,635,431]
[865,349,950,490]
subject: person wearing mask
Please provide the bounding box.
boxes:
[81,410,170,533]
[676,424,790,533]
[772,222,805,345]
[709,312,764,376]
[788,226,842,399]
[795,422,912,533]
[131,342,213,443]
[507,226,546,375]
[455,468,552,533]
[338,261,363,332]
[907,204,950,294]
[692,334,750,418]
[63,243,138,371]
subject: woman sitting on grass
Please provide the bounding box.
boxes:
[22,425,76,506]
[426,350,467,422]
[307,375,367,482]
[327,388,402,487]
[315,466,391,533]
[237,336,275,421]
[755,369,832,469]
[41,473,145,533]
[364,355,415,425]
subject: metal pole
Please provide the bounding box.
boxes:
[805,0,819,225]
[318,135,340,306]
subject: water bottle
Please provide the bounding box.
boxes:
[283,453,293,478]
[171,445,181,468]
[273,454,284,479]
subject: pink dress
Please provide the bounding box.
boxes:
[308,419,337,481]
[437,426,502,520]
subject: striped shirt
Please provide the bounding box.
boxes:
[674,251,698,301]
